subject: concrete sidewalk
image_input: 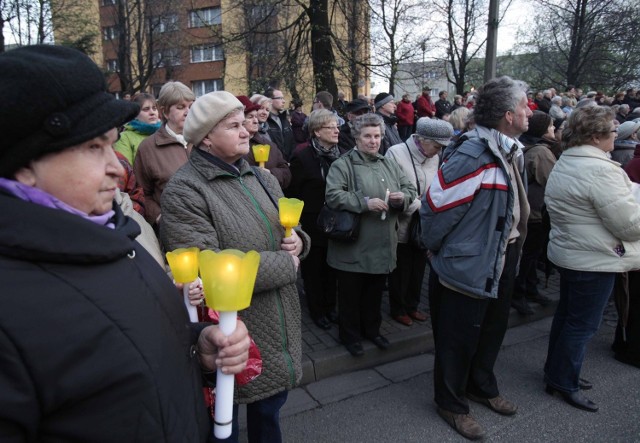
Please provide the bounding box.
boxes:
[297,265,561,385]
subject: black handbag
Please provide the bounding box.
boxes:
[405,142,426,250]
[317,155,361,242]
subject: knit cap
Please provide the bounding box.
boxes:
[183,91,243,146]
[415,118,454,146]
[374,92,394,109]
[617,120,640,141]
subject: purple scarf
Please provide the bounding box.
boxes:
[0,178,115,228]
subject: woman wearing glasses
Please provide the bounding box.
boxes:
[289,110,348,330]
[544,105,640,412]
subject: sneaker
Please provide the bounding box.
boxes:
[436,407,485,440]
[467,393,518,415]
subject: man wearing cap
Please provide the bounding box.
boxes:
[385,118,453,327]
[422,76,531,440]
[416,86,436,118]
[374,92,403,155]
[612,120,640,167]
[338,98,371,151]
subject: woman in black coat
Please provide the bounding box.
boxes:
[0,45,249,442]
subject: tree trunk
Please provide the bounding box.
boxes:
[308,0,338,97]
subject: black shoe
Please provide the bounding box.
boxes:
[313,316,331,330]
[511,298,534,315]
[526,293,552,306]
[344,341,364,357]
[614,353,640,369]
[369,335,390,350]
[327,310,339,324]
[545,385,598,412]
[579,377,593,390]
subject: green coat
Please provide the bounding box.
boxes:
[325,148,416,274]
[114,124,149,165]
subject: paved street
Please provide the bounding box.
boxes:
[277,311,640,442]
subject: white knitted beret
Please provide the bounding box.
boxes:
[183,91,243,146]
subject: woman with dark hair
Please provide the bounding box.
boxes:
[289,109,347,330]
[325,113,416,356]
[512,111,557,315]
[160,91,310,442]
[0,45,249,441]
[544,105,640,411]
[114,92,161,164]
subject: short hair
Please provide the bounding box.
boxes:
[551,96,562,105]
[250,94,272,107]
[473,76,528,129]
[132,92,155,107]
[620,104,630,112]
[561,96,572,107]
[449,107,471,131]
[308,109,337,136]
[157,81,195,121]
[315,91,333,109]
[439,91,447,98]
[562,105,615,149]
[351,113,385,140]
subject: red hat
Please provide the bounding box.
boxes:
[236,95,261,113]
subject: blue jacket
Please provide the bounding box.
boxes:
[421,126,529,298]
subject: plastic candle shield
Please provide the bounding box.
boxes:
[278,197,304,237]
[252,144,270,166]
[199,249,260,311]
[165,247,199,283]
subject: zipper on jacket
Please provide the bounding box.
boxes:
[238,175,296,384]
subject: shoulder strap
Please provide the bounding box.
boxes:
[345,152,359,192]
[251,166,279,210]
[404,142,420,195]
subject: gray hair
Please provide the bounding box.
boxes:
[250,94,272,107]
[351,113,385,140]
[449,107,471,131]
[620,104,630,112]
[473,76,529,129]
[562,105,615,149]
[308,109,337,135]
[551,96,563,105]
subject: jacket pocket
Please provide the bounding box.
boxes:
[442,242,483,258]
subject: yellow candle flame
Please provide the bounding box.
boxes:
[199,249,260,311]
[165,247,199,283]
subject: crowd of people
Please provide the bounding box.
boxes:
[1,44,640,442]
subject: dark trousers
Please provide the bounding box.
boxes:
[398,125,413,141]
[215,391,289,443]
[433,242,518,414]
[300,245,337,320]
[336,270,386,344]
[514,222,545,298]
[544,267,614,392]
[389,243,428,317]
[613,270,640,365]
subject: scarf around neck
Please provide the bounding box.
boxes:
[128,119,162,136]
[311,138,341,180]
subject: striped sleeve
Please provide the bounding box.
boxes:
[426,162,507,212]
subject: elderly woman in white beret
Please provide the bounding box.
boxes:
[0,45,250,442]
[160,91,310,443]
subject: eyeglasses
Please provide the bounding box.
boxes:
[321,125,340,131]
[273,96,285,100]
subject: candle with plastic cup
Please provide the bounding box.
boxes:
[252,144,270,168]
[278,197,304,237]
[165,247,200,322]
[381,188,390,220]
[199,249,260,440]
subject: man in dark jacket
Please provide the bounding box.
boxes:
[374,92,403,155]
[265,88,296,161]
[435,91,452,119]
[338,98,371,151]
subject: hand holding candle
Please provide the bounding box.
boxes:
[199,249,260,440]
[278,197,304,237]
[381,188,390,220]
[252,144,270,168]
[166,247,200,322]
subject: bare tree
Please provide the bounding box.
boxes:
[512,0,640,91]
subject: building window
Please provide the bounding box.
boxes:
[106,59,119,72]
[192,79,223,97]
[157,14,178,33]
[103,26,117,40]
[188,7,221,28]
[190,45,223,63]
[153,48,181,67]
